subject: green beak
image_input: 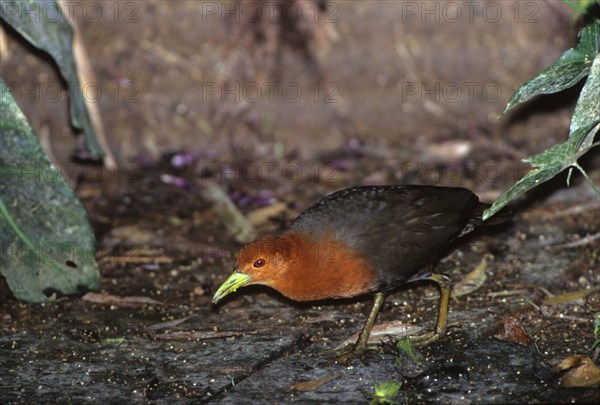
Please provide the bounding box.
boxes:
[212,271,252,303]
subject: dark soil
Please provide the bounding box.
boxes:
[1,151,599,403]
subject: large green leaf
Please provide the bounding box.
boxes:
[503,20,599,114]
[484,121,600,220]
[570,54,600,138]
[0,79,100,303]
[486,53,600,219]
[0,0,103,158]
[487,20,600,220]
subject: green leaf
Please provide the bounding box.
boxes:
[396,338,418,359]
[0,79,100,303]
[483,122,600,220]
[593,314,600,351]
[570,53,600,137]
[0,0,103,158]
[562,0,597,15]
[487,34,600,220]
[371,380,402,405]
[503,20,599,114]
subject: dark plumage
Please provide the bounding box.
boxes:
[289,185,485,291]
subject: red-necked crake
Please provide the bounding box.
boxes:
[213,185,509,364]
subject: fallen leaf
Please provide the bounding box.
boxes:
[82,292,163,307]
[487,317,532,345]
[301,312,348,324]
[145,316,194,331]
[542,288,597,306]
[487,289,530,298]
[553,355,600,388]
[336,321,423,350]
[108,224,156,243]
[290,374,340,391]
[105,256,173,265]
[199,182,256,243]
[246,202,287,226]
[452,258,487,297]
[154,330,257,340]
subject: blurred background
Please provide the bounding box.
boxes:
[0,0,576,180]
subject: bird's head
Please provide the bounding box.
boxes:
[212,234,303,303]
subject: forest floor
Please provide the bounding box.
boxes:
[1,148,599,404]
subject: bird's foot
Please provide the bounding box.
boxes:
[320,346,371,366]
[408,330,440,347]
[329,351,354,366]
[408,321,462,347]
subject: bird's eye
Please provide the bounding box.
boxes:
[253,258,265,268]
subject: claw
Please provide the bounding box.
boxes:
[321,346,370,366]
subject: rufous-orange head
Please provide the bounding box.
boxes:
[212,232,378,303]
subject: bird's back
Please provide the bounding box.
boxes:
[288,185,481,291]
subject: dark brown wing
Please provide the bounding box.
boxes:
[289,185,480,290]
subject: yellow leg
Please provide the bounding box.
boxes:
[335,292,386,365]
[328,273,452,365]
[409,273,451,346]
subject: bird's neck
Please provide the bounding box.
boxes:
[270,233,378,301]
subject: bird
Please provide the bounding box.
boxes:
[212,185,508,364]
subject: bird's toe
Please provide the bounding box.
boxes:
[318,347,364,366]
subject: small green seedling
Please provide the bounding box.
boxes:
[101,337,125,345]
[592,314,600,351]
[370,380,402,405]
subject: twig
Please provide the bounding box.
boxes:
[487,289,531,298]
[199,182,256,243]
[105,256,174,264]
[58,0,116,167]
[154,330,258,340]
[548,232,600,249]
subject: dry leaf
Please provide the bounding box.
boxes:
[452,258,487,297]
[336,321,423,350]
[145,316,194,331]
[290,374,340,391]
[108,224,156,243]
[199,182,256,243]
[542,288,597,306]
[246,202,287,226]
[154,330,257,340]
[82,292,163,307]
[553,355,600,388]
[488,317,532,345]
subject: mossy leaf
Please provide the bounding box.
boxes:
[484,122,599,220]
[0,79,99,303]
[503,20,599,114]
[487,27,600,220]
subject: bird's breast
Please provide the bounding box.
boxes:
[272,234,379,301]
